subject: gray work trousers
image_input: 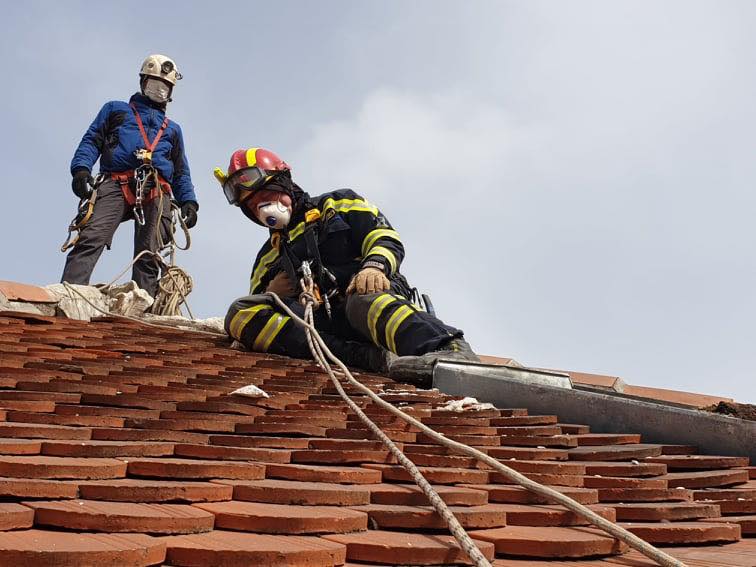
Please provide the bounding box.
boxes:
[60,177,172,297]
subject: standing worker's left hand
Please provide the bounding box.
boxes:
[180,201,198,228]
[347,266,390,295]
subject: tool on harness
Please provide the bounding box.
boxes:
[409,286,436,317]
[60,174,105,252]
[279,208,343,319]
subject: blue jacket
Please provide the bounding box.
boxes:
[70,93,197,205]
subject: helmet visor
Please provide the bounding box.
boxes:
[222,166,266,205]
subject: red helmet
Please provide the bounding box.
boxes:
[214,148,290,206]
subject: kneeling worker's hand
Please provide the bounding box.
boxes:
[347,267,390,295]
[266,271,296,298]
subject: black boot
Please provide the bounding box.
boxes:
[389,337,479,386]
[321,335,396,374]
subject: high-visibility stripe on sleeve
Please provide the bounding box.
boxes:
[366,246,397,274]
[361,228,401,257]
[385,304,414,353]
[250,247,279,293]
[367,293,397,344]
[228,304,269,340]
[253,312,290,352]
[322,197,379,216]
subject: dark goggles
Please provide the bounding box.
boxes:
[222,166,267,205]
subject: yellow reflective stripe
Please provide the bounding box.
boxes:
[253,312,289,352]
[367,246,397,274]
[361,228,401,257]
[250,246,279,293]
[322,197,378,216]
[263,313,289,351]
[249,220,313,293]
[245,147,259,167]
[288,220,307,241]
[228,304,268,340]
[385,305,414,353]
[367,294,396,344]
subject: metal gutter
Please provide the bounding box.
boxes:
[433,361,756,464]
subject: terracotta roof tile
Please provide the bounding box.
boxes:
[216,478,371,506]
[352,503,508,530]
[367,482,489,506]
[619,521,742,545]
[0,503,34,530]
[0,281,54,303]
[323,530,496,564]
[127,457,266,480]
[195,501,368,534]
[78,478,233,503]
[470,525,628,558]
[0,312,750,565]
[165,531,347,566]
[0,529,166,566]
[25,499,215,534]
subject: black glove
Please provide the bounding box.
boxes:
[180,201,198,228]
[71,169,93,200]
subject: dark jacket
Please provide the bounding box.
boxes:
[249,189,405,296]
[70,93,196,205]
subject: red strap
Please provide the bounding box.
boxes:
[130,103,169,152]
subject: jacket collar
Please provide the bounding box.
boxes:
[129,92,167,113]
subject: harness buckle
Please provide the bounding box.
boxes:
[134,148,153,163]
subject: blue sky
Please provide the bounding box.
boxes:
[2,1,755,402]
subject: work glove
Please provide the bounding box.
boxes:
[180,201,199,229]
[347,266,390,295]
[71,169,93,200]
[266,271,297,298]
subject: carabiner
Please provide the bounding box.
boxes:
[134,204,146,226]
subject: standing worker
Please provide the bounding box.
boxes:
[61,54,198,297]
[216,147,478,383]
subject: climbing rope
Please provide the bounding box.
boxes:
[286,267,492,566]
[61,265,685,566]
[101,249,195,319]
[150,265,194,318]
[150,189,193,317]
[266,267,688,567]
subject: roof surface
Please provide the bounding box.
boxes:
[0,310,753,566]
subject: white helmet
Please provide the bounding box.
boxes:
[139,54,182,85]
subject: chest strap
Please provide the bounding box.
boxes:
[130,103,169,162]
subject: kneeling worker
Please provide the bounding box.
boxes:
[61,54,199,297]
[216,147,477,382]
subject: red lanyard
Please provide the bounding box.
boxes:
[130,103,169,152]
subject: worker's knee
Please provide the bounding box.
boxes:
[345,292,382,330]
[224,294,272,340]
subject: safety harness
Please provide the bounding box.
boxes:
[274,206,340,318]
[110,103,171,224]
